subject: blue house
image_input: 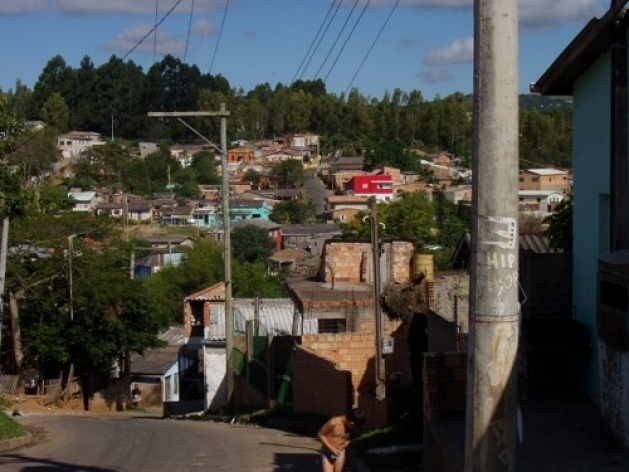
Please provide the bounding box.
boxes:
[230,198,273,221]
[532,0,629,446]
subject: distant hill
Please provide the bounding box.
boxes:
[519,94,572,112]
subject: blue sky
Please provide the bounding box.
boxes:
[0,0,611,100]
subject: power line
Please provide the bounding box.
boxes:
[153,0,159,64]
[121,0,184,63]
[290,0,338,85]
[323,0,372,83]
[345,0,399,95]
[314,0,360,80]
[208,0,231,75]
[297,0,343,83]
[184,0,196,62]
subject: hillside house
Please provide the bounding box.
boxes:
[519,168,570,192]
[228,146,255,165]
[58,131,105,158]
[345,174,394,202]
[518,189,565,214]
[68,191,99,212]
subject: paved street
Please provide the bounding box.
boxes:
[0,412,322,471]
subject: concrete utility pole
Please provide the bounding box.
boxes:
[464,1,520,471]
[147,106,234,405]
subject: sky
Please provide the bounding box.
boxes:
[0,0,613,101]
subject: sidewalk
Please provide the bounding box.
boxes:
[431,392,629,471]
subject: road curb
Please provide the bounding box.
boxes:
[0,432,34,452]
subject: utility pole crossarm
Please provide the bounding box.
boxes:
[147,111,230,118]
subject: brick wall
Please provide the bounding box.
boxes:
[423,351,468,472]
[423,351,467,424]
[295,318,409,428]
[293,347,352,418]
[319,240,415,284]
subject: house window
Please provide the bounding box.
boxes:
[318,318,347,333]
[532,176,539,182]
[210,306,220,325]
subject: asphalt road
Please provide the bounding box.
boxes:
[0,412,323,471]
[303,169,328,216]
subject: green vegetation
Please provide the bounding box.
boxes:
[0,409,26,440]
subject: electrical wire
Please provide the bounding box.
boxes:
[208,0,231,75]
[153,0,159,64]
[184,0,196,62]
[314,0,360,80]
[121,0,184,62]
[345,0,399,95]
[291,0,338,85]
[296,0,343,83]
[322,0,372,83]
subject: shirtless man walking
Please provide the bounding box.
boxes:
[317,408,366,472]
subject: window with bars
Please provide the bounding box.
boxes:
[318,318,347,333]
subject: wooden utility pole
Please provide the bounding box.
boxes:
[368,197,386,400]
[147,106,233,405]
[0,217,9,366]
[464,1,520,470]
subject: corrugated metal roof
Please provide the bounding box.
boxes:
[159,326,186,346]
[519,234,553,253]
[204,298,318,341]
[130,346,179,375]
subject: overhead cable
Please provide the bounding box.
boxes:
[122,0,184,62]
[323,0,372,83]
[208,0,231,75]
[184,0,196,62]
[297,0,344,83]
[291,0,338,85]
[345,0,399,95]
[314,0,360,80]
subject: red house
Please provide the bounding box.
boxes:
[345,174,394,202]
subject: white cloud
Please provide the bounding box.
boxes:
[519,0,607,30]
[368,0,608,28]
[418,67,454,84]
[106,23,185,56]
[0,0,223,15]
[193,18,215,36]
[425,36,473,66]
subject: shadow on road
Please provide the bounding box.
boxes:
[273,452,320,471]
[0,453,117,471]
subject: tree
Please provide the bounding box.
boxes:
[231,224,276,264]
[544,196,572,251]
[270,160,305,189]
[270,198,317,224]
[190,150,220,184]
[41,92,69,133]
[8,128,60,183]
[340,192,435,245]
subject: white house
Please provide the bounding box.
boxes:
[518,189,565,214]
[68,191,99,212]
[57,131,105,159]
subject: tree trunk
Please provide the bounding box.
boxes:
[8,292,23,369]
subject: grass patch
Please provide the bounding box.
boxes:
[0,410,27,440]
[352,413,423,471]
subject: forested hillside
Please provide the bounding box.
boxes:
[4,53,572,168]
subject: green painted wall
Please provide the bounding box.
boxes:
[572,51,611,403]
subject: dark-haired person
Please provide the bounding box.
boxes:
[317,408,366,472]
